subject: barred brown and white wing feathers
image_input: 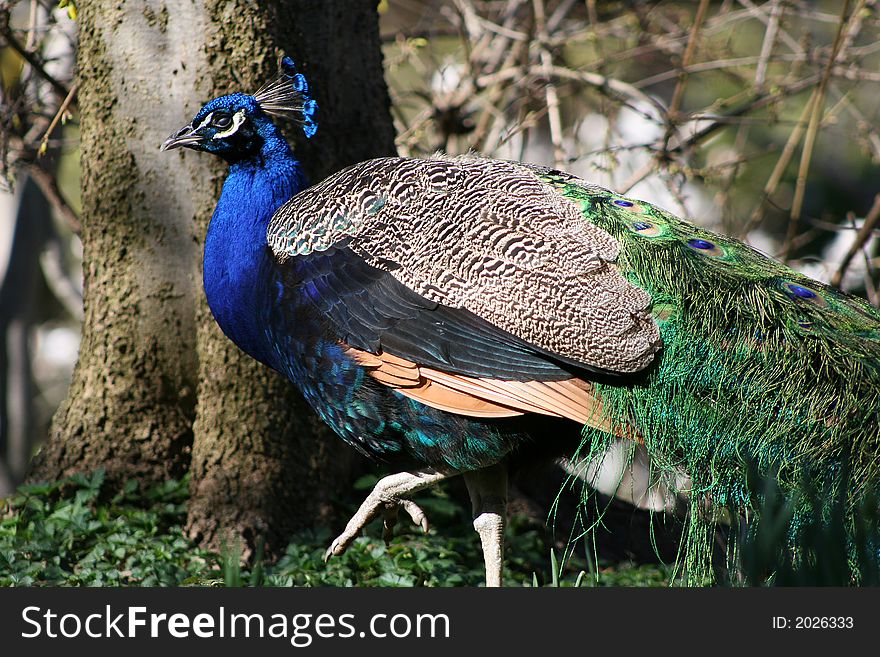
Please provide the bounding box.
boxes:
[268,154,660,374]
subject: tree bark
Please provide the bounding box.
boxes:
[185,0,397,554]
[29,1,213,487]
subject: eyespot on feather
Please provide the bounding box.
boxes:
[629,221,664,237]
[686,238,726,257]
[781,281,828,307]
[610,197,646,213]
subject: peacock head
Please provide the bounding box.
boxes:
[161,57,317,163]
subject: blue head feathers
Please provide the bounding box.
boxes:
[162,57,318,160]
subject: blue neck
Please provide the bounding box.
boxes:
[203,134,307,367]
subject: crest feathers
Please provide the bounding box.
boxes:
[254,56,318,138]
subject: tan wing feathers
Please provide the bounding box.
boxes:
[400,379,526,418]
[420,368,551,416]
[346,347,421,388]
[369,369,421,388]
[343,345,619,435]
[495,380,581,420]
[347,350,382,367]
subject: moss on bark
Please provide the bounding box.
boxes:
[31,1,206,487]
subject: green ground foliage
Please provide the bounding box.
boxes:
[0,470,668,587]
[4,466,875,587]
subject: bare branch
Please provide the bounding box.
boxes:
[26,162,80,235]
[532,0,565,167]
[38,82,77,156]
[784,0,854,261]
[754,0,782,88]
[832,195,880,289]
[0,14,73,103]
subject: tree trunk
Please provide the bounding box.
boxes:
[185,0,397,554]
[29,1,214,487]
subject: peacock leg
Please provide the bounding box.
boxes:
[463,464,508,587]
[324,469,451,561]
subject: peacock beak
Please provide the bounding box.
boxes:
[161,124,203,151]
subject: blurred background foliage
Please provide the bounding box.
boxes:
[1,0,879,583]
[381,1,880,287]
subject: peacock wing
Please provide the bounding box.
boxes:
[277,246,621,432]
[268,154,661,375]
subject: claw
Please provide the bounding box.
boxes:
[399,499,429,534]
[323,470,449,564]
[323,535,351,562]
[323,521,368,562]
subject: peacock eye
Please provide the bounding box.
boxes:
[213,114,233,129]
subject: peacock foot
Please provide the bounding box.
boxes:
[324,469,450,561]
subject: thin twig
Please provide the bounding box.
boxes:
[546,0,577,33]
[784,0,853,261]
[25,0,38,50]
[755,0,782,88]
[26,162,81,235]
[478,65,667,121]
[736,0,803,54]
[743,90,818,236]
[0,19,73,103]
[471,44,526,151]
[832,86,880,162]
[620,160,656,195]
[666,74,821,154]
[831,194,880,289]
[622,75,821,194]
[532,0,566,167]
[39,82,77,156]
[668,0,712,121]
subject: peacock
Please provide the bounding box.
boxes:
[163,58,880,586]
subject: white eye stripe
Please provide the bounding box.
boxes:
[193,112,214,131]
[212,109,246,139]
